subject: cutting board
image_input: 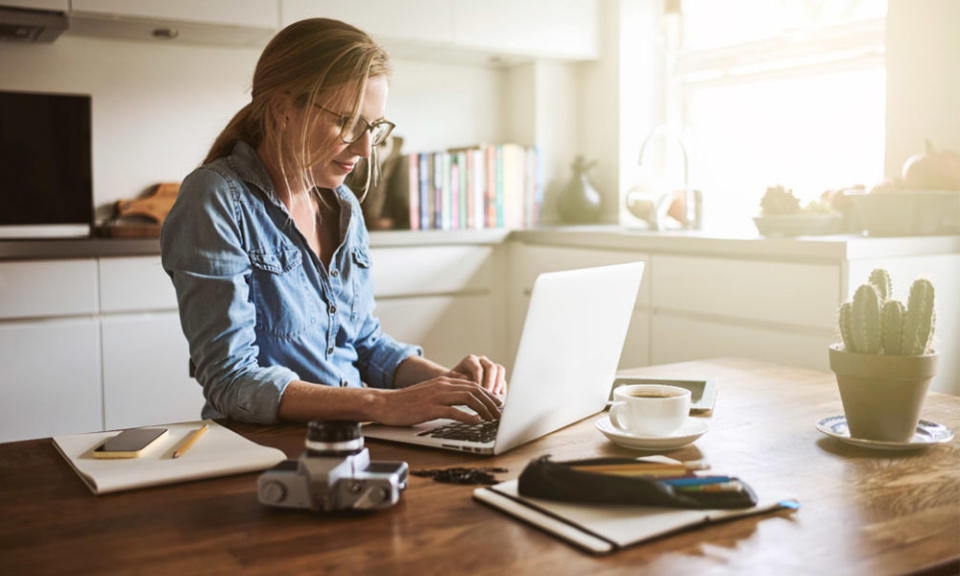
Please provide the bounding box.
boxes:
[115,182,180,222]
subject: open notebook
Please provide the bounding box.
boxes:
[52,420,286,495]
[474,478,798,554]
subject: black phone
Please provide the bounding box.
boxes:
[93,428,168,459]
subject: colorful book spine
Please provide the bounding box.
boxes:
[450,156,460,230]
[408,154,419,230]
[418,154,430,230]
[457,151,468,230]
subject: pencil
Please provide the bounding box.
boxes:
[172,424,208,459]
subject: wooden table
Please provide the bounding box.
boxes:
[2,359,958,575]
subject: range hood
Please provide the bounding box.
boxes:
[0,6,67,43]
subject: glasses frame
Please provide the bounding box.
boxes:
[314,104,395,146]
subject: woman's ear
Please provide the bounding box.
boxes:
[267,92,292,131]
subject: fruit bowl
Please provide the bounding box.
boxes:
[753,213,842,236]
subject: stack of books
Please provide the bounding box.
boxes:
[405,144,542,230]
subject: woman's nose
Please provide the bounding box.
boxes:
[349,129,373,158]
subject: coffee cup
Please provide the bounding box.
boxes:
[608,384,691,437]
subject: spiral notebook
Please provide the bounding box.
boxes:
[52,420,286,495]
[474,479,798,554]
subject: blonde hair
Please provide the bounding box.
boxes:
[205,18,390,202]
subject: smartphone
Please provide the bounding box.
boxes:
[93,427,169,459]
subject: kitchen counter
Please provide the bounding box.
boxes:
[2,227,959,261]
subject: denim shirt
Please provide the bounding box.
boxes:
[161,141,422,424]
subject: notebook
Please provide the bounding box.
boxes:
[474,477,798,554]
[363,262,645,455]
[52,420,286,495]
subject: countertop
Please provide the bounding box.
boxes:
[2,226,959,262]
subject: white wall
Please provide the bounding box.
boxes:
[0,35,507,222]
[885,0,960,177]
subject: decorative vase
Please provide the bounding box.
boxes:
[558,156,603,224]
[828,344,939,442]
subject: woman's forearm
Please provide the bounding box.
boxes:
[276,380,385,422]
[392,355,449,388]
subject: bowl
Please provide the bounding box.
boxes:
[852,190,960,236]
[753,213,842,236]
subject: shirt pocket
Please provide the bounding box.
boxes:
[350,245,372,322]
[248,246,315,338]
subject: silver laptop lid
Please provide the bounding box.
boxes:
[493,262,644,454]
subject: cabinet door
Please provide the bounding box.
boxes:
[99,256,178,313]
[0,259,98,320]
[0,318,101,442]
[71,0,278,28]
[370,245,493,297]
[375,294,495,370]
[1,0,67,10]
[101,312,204,430]
[651,315,831,371]
[281,0,455,44]
[652,255,840,330]
[452,0,598,60]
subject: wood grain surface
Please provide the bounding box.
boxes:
[1,358,958,575]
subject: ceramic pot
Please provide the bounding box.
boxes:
[828,343,939,442]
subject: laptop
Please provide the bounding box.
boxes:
[363,261,645,455]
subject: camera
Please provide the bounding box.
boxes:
[257,420,408,512]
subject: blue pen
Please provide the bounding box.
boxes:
[660,476,733,487]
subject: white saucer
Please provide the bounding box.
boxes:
[815,415,955,451]
[595,416,709,451]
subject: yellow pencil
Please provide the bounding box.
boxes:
[172,424,208,459]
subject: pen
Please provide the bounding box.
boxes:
[660,475,733,487]
[172,424,208,459]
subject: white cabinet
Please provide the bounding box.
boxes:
[281,0,598,61]
[452,0,598,60]
[651,315,831,371]
[68,0,278,46]
[0,318,101,442]
[377,294,495,369]
[101,312,203,430]
[0,259,98,319]
[99,256,177,313]
[0,0,67,10]
[71,0,278,29]
[651,255,840,330]
[281,0,455,45]
[510,243,651,372]
[371,244,505,368]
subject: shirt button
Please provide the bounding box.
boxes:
[327,347,334,355]
[329,305,337,314]
[331,269,339,278]
[340,378,348,387]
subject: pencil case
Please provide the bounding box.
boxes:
[517,456,758,510]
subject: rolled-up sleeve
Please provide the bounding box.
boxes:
[161,168,298,423]
[354,310,422,389]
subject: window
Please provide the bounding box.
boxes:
[665,0,887,231]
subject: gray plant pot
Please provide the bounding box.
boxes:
[828,344,939,442]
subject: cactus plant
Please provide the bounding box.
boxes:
[881,300,905,355]
[901,279,936,355]
[868,269,892,302]
[838,269,935,356]
[850,284,882,354]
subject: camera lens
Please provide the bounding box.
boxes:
[306,420,363,456]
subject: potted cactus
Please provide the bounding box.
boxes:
[829,269,938,442]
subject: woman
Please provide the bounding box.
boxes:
[161,18,504,427]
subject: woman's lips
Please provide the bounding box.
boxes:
[334,161,355,173]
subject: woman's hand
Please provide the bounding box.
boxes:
[447,354,507,396]
[371,376,502,427]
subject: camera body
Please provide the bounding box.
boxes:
[257,421,407,512]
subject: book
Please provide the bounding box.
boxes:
[474,479,797,555]
[52,420,286,495]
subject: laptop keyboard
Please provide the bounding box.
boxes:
[418,420,500,443]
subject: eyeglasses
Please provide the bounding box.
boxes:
[315,104,395,146]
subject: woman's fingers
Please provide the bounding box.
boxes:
[439,390,498,421]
